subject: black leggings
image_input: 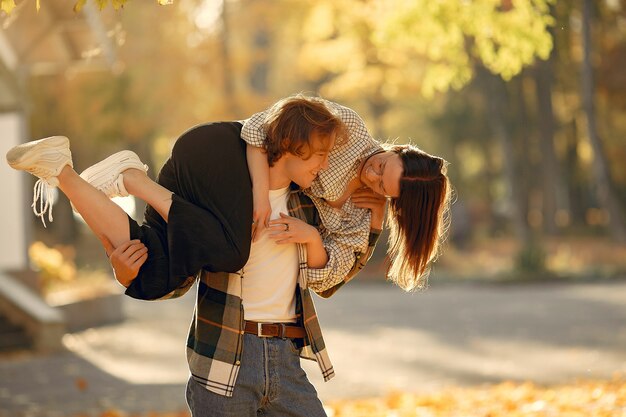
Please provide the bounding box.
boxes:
[125,122,253,300]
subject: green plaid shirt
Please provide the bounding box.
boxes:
[160,186,380,397]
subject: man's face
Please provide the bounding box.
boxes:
[360,150,403,198]
[282,130,335,189]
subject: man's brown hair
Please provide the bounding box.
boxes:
[263,95,346,166]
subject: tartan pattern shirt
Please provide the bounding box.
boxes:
[241,99,384,290]
[159,186,381,397]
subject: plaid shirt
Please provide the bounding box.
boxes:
[241,99,383,290]
[159,186,381,397]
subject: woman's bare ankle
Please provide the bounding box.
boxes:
[122,168,148,193]
[57,164,78,183]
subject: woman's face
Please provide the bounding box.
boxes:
[359,151,403,198]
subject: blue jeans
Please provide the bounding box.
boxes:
[186,334,327,417]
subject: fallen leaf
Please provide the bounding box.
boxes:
[74,377,88,391]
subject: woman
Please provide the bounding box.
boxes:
[6,100,384,299]
[244,95,452,291]
[7,96,450,294]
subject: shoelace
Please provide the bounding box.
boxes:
[32,177,59,228]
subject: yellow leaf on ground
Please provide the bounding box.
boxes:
[328,377,626,417]
[74,377,88,391]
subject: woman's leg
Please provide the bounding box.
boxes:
[153,121,254,276]
[56,165,132,252]
[118,122,253,282]
[122,168,173,222]
[6,136,133,254]
[74,122,253,299]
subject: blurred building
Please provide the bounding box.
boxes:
[0,0,118,352]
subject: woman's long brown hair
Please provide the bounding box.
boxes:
[386,144,452,291]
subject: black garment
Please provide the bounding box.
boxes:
[125,122,253,300]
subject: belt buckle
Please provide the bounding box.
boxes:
[257,323,271,338]
[277,323,286,338]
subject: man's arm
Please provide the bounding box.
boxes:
[108,239,196,300]
[106,239,148,288]
[268,212,328,268]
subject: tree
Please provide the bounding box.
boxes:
[297,0,554,99]
[533,8,568,235]
[296,0,556,256]
[580,0,626,242]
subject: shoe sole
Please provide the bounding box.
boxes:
[80,150,147,193]
[6,136,70,169]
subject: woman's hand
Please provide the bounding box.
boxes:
[351,187,387,230]
[268,212,318,245]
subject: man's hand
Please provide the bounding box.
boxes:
[268,212,318,245]
[351,187,387,230]
[269,212,328,268]
[107,239,148,288]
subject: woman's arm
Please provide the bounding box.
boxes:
[351,187,386,230]
[325,177,363,209]
[246,144,271,241]
[305,191,386,296]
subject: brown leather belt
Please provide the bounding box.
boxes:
[243,320,306,339]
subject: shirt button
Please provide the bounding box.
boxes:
[235,360,241,365]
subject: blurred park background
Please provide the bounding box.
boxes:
[0,0,625,416]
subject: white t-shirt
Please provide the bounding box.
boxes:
[239,186,299,323]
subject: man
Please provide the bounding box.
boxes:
[106,100,384,416]
[7,97,384,416]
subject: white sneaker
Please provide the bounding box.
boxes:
[79,150,148,199]
[6,136,73,226]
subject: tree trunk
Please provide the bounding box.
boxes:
[479,136,500,236]
[482,69,531,246]
[580,0,626,242]
[565,119,586,227]
[512,75,531,232]
[534,45,568,235]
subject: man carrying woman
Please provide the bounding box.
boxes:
[6,95,451,416]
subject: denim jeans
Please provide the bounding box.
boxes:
[186,334,327,417]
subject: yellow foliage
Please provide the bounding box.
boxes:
[0,0,15,14]
[28,241,77,288]
[0,0,174,14]
[298,0,555,100]
[73,0,87,12]
[111,0,126,10]
[328,377,626,417]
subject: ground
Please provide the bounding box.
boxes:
[1,280,625,416]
